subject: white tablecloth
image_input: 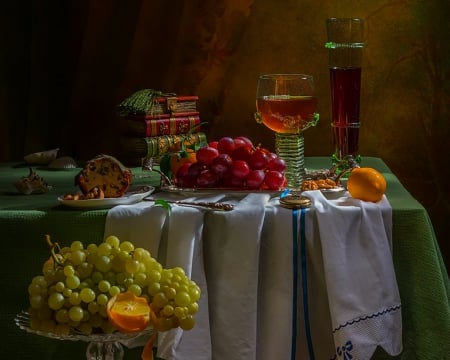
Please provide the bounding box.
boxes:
[104,190,402,360]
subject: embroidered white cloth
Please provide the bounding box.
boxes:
[301,190,403,359]
[103,190,402,360]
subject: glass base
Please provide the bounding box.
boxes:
[275,133,306,188]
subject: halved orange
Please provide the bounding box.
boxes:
[347,167,387,202]
[106,292,151,333]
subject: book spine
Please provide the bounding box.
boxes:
[120,132,208,158]
[122,115,201,137]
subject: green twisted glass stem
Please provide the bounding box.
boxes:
[275,133,305,188]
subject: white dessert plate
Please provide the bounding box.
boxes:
[58,185,155,209]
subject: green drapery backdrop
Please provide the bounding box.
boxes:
[1,0,449,267]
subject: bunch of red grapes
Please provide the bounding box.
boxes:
[174,136,287,190]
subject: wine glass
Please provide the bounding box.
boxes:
[255,74,319,189]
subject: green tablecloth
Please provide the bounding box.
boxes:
[0,157,449,359]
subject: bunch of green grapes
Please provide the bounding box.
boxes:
[27,235,201,335]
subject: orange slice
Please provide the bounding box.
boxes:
[106,292,151,333]
[347,167,387,202]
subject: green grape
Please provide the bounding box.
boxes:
[62,288,72,297]
[109,286,121,297]
[97,242,112,256]
[86,244,98,257]
[147,282,161,296]
[119,241,134,253]
[69,291,81,306]
[174,291,191,307]
[172,266,186,277]
[164,286,176,300]
[95,255,112,273]
[179,314,195,330]
[148,269,161,283]
[71,249,86,265]
[32,275,48,288]
[125,258,140,274]
[65,275,80,289]
[63,265,75,277]
[98,280,111,293]
[153,292,168,308]
[91,271,103,284]
[55,308,69,323]
[54,281,65,293]
[155,316,173,332]
[132,247,148,261]
[70,240,84,251]
[123,277,134,288]
[80,288,96,303]
[28,283,42,296]
[88,301,99,314]
[127,284,142,296]
[68,306,84,322]
[48,292,65,310]
[163,304,174,317]
[187,302,199,314]
[189,285,201,302]
[104,235,120,249]
[97,293,109,306]
[29,295,45,309]
[133,272,147,287]
[77,262,94,279]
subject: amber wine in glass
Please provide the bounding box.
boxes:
[255,74,319,189]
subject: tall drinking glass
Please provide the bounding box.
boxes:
[255,74,319,189]
[326,18,364,166]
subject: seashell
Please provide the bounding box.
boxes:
[24,148,59,165]
[48,156,78,169]
[14,168,52,195]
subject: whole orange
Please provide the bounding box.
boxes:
[347,167,387,202]
[170,150,197,179]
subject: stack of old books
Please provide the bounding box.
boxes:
[117,89,208,166]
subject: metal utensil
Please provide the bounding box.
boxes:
[144,197,234,211]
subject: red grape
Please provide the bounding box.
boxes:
[197,169,219,187]
[264,170,285,190]
[217,137,235,155]
[210,153,232,175]
[187,162,205,177]
[230,160,250,179]
[246,169,265,189]
[248,148,270,170]
[196,146,219,165]
[208,141,218,149]
[267,157,287,173]
[234,136,253,148]
[230,146,252,162]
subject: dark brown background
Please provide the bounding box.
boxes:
[1,1,449,268]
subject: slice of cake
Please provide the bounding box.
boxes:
[75,155,132,198]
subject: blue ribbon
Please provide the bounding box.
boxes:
[291,209,298,360]
[300,207,315,360]
[291,205,315,360]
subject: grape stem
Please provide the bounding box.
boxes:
[45,234,64,267]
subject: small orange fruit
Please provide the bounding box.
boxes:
[170,150,197,178]
[347,167,387,202]
[106,292,151,333]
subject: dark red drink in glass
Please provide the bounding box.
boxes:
[326,18,364,165]
[330,66,361,160]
